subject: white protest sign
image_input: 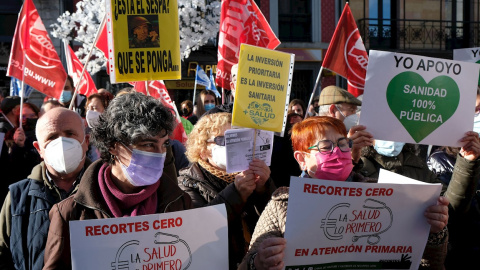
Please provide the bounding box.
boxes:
[70,205,228,270]
[378,169,439,185]
[225,128,274,173]
[454,47,480,87]
[453,47,480,63]
[284,176,442,270]
[360,50,479,146]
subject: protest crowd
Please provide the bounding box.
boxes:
[1,0,480,270]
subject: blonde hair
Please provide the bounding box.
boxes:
[186,112,231,163]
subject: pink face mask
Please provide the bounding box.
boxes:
[313,147,353,181]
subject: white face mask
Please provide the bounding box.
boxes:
[374,139,405,157]
[44,136,85,174]
[211,145,227,170]
[474,112,480,134]
[343,113,359,132]
[86,110,101,128]
[335,104,358,131]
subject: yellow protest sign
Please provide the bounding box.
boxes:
[232,44,295,136]
[106,0,181,83]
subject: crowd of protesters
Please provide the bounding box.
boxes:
[0,69,478,270]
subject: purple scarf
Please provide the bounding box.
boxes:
[98,163,160,217]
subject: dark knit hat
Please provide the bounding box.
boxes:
[1,96,20,114]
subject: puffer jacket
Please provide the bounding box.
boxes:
[43,149,192,270]
[427,150,456,185]
[431,152,480,269]
[178,163,276,270]
[238,173,448,270]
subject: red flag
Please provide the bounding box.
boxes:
[216,0,280,90]
[7,0,67,99]
[130,81,188,144]
[65,45,98,96]
[322,3,368,97]
[96,22,108,58]
[95,21,111,75]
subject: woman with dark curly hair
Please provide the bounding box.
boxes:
[43,92,192,269]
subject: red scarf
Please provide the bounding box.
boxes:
[98,163,160,217]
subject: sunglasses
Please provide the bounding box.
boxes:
[207,136,225,146]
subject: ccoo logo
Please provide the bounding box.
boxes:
[344,29,368,90]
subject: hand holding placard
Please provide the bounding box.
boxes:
[360,50,479,146]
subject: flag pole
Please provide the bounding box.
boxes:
[193,70,198,106]
[221,88,225,104]
[18,0,32,128]
[305,66,324,119]
[69,14,106,110]
[145,81,151,96]
[19,51,26,128]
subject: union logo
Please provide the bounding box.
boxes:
[344,29,368,90]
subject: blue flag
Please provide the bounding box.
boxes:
[10,77,34,98]
[195,65,211,87]
[208,71,221,98]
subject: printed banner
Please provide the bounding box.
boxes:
[284,176,442,270]
[322,3,368,96]
[7,0,66,99]
[216,0,280,90]
[225,128,274,173]
[232,44,294,135]
[65,44,98,96]
[106,0,181,83]
[453,47,480,86]
[359,50,479,146]
[70,205,228,269]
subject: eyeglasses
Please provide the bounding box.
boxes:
[308,138,353,155]
[207,136,225,146]
[335,104,357,117]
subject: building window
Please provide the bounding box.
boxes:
[368,0,392,48]
[279,0,312,42]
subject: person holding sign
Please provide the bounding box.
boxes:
[178,112,276,270]
[0,107,91,270]
[43,92,192,269]
[316,86,373,165]
[426,90,480,269]
[238,116,450,270]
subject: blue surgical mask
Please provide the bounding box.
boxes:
[204,103,215,111]
[59,90,73,103]
[118,144,166,186]
[474,112,480,134]
[374,140,405,157]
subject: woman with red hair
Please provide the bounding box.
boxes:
[238,116,449,270]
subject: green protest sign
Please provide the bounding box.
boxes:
[360,50,479,146]
[386,72,460,142]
